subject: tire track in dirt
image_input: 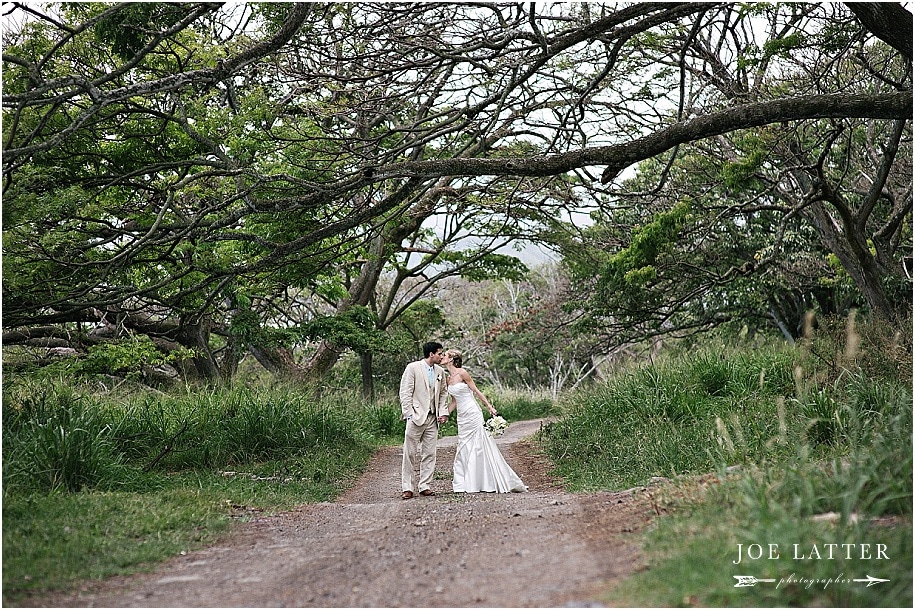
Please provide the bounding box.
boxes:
[26,419,655,608]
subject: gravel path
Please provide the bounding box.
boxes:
[29,419,655,607]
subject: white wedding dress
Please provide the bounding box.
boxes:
[449,382,527,493]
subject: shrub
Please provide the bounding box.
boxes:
[3,385,126,493]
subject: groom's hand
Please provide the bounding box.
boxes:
[437,415,448,424]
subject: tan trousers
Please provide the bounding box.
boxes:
[401,412,437,493]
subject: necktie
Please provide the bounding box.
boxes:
[426,366,435,417]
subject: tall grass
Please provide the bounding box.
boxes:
[543,314,912,607]
[106,387,367,472]
[544,344,798,490]
[3,384,373,494]
[3,380,127,493]
[611,387,912,607]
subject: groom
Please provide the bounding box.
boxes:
[399,341,450,499]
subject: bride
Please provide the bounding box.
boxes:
[442,349,526,493]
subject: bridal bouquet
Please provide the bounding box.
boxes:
[484,415,508,437]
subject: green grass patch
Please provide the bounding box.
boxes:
[608,444,913,609]
[1,382,381,604]
[619,390,913,607]
[610,489,911,607]
[3,489,230,601]
[544,344,799,490]
[542,317,912,607]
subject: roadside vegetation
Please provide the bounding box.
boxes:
[0,379,553,604]
[544,313,912,607]
[5,313,909,608]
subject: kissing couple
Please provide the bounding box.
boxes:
[399,341,527,499]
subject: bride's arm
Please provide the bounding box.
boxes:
[461,370,497,416]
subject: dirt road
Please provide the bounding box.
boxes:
[31,420,655,607]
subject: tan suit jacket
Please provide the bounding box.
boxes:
[399,360,449,422]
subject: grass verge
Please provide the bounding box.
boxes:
[543,316,912,607]
[608,472,912,607]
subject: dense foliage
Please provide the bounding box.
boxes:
[3,3,911,390]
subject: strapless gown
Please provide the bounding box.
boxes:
[448,382,526,493]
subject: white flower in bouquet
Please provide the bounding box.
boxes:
[485,415,508,437]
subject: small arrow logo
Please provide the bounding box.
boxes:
[733,575,776,587]
[853,575,890,587]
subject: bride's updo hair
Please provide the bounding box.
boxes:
[444,349,463,368]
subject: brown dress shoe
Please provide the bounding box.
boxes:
[419,489,435,496]
[402,490,414,499]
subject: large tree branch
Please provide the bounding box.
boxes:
[371,91,911,184]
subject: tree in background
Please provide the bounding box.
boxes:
[428,265,607,398]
